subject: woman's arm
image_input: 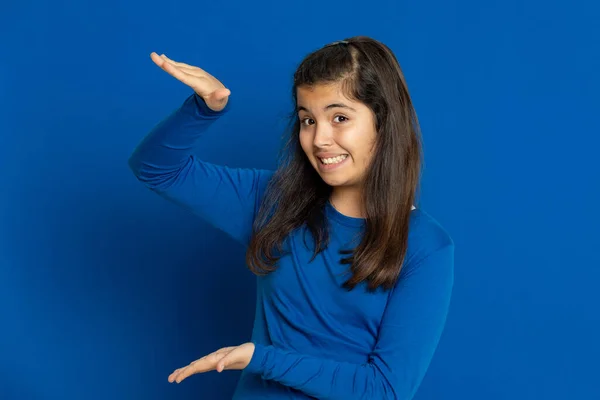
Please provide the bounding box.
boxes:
[128,54,272,245]
[245,243,455,400]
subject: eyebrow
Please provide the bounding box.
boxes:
[296,103,357,113]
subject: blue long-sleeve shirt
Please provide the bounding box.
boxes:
[128,93,455,400]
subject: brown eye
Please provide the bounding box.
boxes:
[301,117,315,126]
[334,116,348,123]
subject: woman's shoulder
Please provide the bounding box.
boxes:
[402,207,455,272]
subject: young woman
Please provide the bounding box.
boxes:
[129,36,454,399]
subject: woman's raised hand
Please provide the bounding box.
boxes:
[150,52,231,112]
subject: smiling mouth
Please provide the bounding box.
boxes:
[318,154,348,165]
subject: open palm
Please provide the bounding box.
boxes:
[150,52,230,112]
[168,342,255,384]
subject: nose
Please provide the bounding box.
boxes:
[313,124,333,148]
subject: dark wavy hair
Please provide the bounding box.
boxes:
[246,36,423,291]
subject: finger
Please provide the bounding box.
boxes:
[217,355,237,372]
[150,52,165,67]
[173,64,205,78]
[161,54,208,75]
[151,53,194,81]
[210,88,231,101]
[171,363,207,383]
[167,367,184,383]
[204,347,236,370]
[159,61,198,87]
[152,53,209,79]
[160,54,191,67]
[157,56,204,77]
[213,346,237,355]
[170,347,236,383]
[206,88,231,111]
[216,347,242,372]
[168,360,202,383]
[175,359,216,382]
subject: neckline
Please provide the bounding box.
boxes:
[325,201,419,229]
[325,200,365,228]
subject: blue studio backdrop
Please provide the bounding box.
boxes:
[2,1,599,399]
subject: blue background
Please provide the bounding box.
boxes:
[2,1,599,399]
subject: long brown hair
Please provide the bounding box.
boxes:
[246,36,423,291]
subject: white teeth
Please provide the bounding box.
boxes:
[319,154,348,165]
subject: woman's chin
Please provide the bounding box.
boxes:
[311,162,356,187]
[319,175,350,188]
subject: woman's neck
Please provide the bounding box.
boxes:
[329,187,365,218]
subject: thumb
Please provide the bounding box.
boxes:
[216,346,241,372]
[204,88,231,112]
[208,88,230,103]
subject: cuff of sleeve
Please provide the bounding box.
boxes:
[192,92,231,117]
[245,343,270,375]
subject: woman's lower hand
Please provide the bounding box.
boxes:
[168,342,255,383]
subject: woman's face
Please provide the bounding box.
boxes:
[297,82,377,190]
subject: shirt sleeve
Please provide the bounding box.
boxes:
[128,93,273,246]
[245,243,455,400]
